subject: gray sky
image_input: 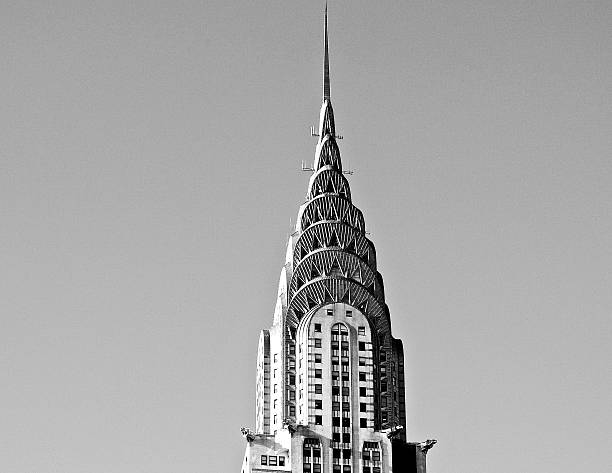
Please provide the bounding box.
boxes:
[2,1,611,472]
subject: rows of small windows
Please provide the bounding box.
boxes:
[260,455,285,466]
[362,442,382,473]
[303,438,321,473]
[331,323,352,464]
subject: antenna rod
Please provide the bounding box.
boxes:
[323,2,330,101]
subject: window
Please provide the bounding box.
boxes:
[273,399,277,408]
[359,342,366,351]
[315,353,322,363]
[360,403,367,412]
[332,386,339,395]
[313,464,321,473]
[346,310,352,317]
[314,339,322,348]
[372,451,380,461]
[315,399,322,409]
[342,417,350,427]
[343,449,351,459]
[314,384,322,394]
[289,374,295,384]
[314,369,322,378]
[359,357,366,366]
[315,415,322,425]
[303,465,311,473]
[362,451,370,460]
[327,309,334,316]
[343,467,351,473]
[314,323,321,332]
[332,449,341,459]
[289,406,295,416]
[274,384,277,393]
[360,418,368,428]
[274,354,278,362]
[279,456,285,466]
[289,390,296,401]
[333,432,340,442]
[274,369,277,378]
[274,414,277,423]
[373,468,380,473]
[359,387,367,396]
[342,433,350,443]
[289,344,296,355]
[358,326,365,336]
[269,456,277,466]
[381,381,387,392]
[359,372,366,381]
[261,455,267,465]
[332,417,340,426]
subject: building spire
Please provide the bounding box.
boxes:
[323,2,330,101]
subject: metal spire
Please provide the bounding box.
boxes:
[323,2,330,101]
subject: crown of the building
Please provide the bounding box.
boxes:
[284,3,392,354]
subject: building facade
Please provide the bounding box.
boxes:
[241,7,435,473]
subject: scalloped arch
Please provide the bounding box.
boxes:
[307,166,352,201]
[287,277,391,338]
[297,195,365,233]
[314,135,342,172]
[292,221,377,270]
[290,248,383,301]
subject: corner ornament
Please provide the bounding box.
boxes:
[240,427,255,442]
[418,439,437,455]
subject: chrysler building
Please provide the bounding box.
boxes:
[240,6,435,473]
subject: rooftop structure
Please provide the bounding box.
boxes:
[240,6,435,473]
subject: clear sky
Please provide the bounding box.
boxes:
[2,1,611,472]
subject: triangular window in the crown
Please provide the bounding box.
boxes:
[325,178,335,194]
[293,308,304,320]
[329,257,342,276]
[328,230,340,248]
[346,238,357,254]
[312,235,321,250]
[300,245,308,260]
[366,281,376,295]
[310,264,321,279]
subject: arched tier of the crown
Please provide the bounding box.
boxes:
[285,277,392,340]
[290,248,385,300]
[307,166,351,201]
[297,194,365,233]
[292,221,376,271]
